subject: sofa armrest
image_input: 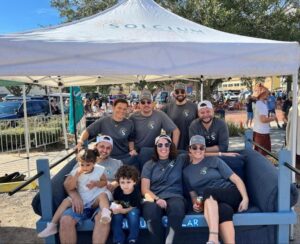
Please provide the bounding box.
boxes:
[32,158,77,216]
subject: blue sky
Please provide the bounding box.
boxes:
[0,0,63,34]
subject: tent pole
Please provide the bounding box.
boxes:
[59,87,69,150]
[200,81,203,101]
[71,88,78,144]
[289,72,298,241]
[291,73,298,170]
[22,85,31,178]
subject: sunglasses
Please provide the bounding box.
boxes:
[157,142,171,148]
[175,89,185,95]
[190,145,205,151]
[140,100,152,105]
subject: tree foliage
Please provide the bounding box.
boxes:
[157,0,300,42]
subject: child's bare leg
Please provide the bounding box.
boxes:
[52,198,72,224]
[94,192,111,224]
[38,198,72,238]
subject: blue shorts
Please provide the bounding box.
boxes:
[62,207,96,226]
[247,112,253,120]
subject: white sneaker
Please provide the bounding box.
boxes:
[100,208,111,224]
[38,222,57,238]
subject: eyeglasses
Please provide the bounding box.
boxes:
[175,89,185,95]
[140,100,152,105]
[157,142,171,148]
[190,145,205,151]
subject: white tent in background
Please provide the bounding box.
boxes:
[0,0,299,163]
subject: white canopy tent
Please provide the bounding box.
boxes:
[0,0,299,163]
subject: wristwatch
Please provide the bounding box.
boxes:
[154,197,160,202]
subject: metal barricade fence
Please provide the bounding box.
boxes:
[0,115,68,153]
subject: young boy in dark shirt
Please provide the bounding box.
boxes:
[111,165,141,244]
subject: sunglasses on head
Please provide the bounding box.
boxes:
[175,89,185,95]
[157,142,171,148]
[190,145,205,151]
[140,100,152,105]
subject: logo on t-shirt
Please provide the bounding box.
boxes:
[147,121,156,130]
[183,109,190,117]
[200,167,208,175]
[119,127,128,136]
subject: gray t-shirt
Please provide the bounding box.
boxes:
[163,101,197,150]
[183,156,234,196]
[98,157,123,182]
[189,117,229,152]
[141,154,187,199]
[87,116,135,157]
[129,110,177,150]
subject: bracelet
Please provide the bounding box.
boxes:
[154,197,160,202]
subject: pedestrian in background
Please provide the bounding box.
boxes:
[252,84,277,156]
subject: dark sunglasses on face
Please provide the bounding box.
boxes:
[140,100,152,105]
[190,145,205,151]
[175,89,185,95]
[157,142,171,148]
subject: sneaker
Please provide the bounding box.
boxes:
[38,222,57,238]
[128,240,136,244]
[100,208,111,224]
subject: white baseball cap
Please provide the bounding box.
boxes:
[198,100,213,110]
[96,135,113,147]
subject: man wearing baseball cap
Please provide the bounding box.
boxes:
[129,90,180,150]
[189,100,229,153]
[163,83,197,150]
[61,134,122,244]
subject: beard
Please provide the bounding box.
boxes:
[200,117,213,124]
[99,153,108,160]
[175,95,186,103]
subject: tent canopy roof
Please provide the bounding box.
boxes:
[0,0,299,87]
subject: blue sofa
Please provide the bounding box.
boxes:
[32,146,298,244]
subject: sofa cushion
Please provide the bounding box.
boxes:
[219,155,246,182]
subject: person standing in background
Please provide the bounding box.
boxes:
[245,96,254,128]
[267,92,281,128]
[163,83,197,150]
[252,84,277,156]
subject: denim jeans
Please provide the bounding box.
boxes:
[112,208,140,244]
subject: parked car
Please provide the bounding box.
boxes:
[0,100,50,120]
[239,90,252,101]
[224,91,239,101]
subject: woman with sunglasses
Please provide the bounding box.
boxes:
[183,135,249,244]
[141,134,187,244]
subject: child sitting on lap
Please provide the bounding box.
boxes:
[38,148,112,238]
[111,165,141,244]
